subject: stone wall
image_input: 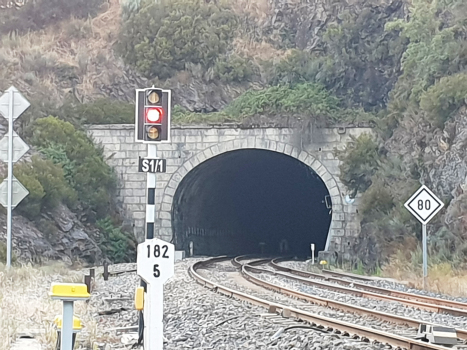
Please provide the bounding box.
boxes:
[87,124,373,257]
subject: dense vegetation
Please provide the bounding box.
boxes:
[0,0,466,269]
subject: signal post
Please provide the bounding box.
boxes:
[134,87,174,350]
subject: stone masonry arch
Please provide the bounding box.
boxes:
[160,136,343,250]
[87,124,374,258]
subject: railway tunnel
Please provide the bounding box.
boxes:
[171,149,332,257]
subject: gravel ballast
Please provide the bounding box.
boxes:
[89,259,392,350]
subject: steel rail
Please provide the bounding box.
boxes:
[189,257,453,350]
[271,258,467,315]
[241,262,467,341]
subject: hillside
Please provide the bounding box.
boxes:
[0,0,466,271]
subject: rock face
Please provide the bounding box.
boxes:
[0,203,102,265]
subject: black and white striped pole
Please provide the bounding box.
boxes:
[134,87,173,350]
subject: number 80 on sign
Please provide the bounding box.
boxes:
[137,238,174,284]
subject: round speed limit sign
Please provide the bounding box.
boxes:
[137,238,174,285]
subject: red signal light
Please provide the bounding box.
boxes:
[145,107,164,123]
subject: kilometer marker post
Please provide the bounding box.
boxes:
[137,238,174,350]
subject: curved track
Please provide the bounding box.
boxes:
[272,258,467,313]
[189,256,458,350]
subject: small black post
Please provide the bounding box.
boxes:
[103,261,109,281]
[84,275,91,293]
[89,268,95,279]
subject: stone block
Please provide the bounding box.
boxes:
[133,211,146,220]
[255,138,268,149]
[203,147,214,159]
[316,165,329,177]
[221,128,241,136]
[132,189,146,197]
[330,221,343,229]
[328,186,340,197]
[183,159,194,172]
[162,193,174,203]
[265,128,278,136]
[326,178,338,191]
[124,196,140,204]
[331,195,342,206]
[155,181,168,189]
[202,135,220,143]
[161,203,171,211]
[186,135,203,143]
[233,138,246,149]
[224,140,235,151]
[284,144,293,155]
[126,181,145,189]
[334,212,345,221]
[276,142,286,153]
[157,173,172,182]
[320,171,333,183]
[127,204,146,212]
[113,151,127,159]
[123,158,138,166]
[171,134,186,143]
[178,166,188,178]
[268,140,277,151]
[254,128,265,136]
[159,211,171,220]
[331,228,345,237]
[298,151,307,162]
[291,147,299,159]
[332,204,343,212]
[195,152,206,165]
[161,220,171,228]
[165,187,176,196]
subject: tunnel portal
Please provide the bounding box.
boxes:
[171,149,332,257]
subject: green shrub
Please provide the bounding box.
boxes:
[14,155,77,220]
[116,0,237,79]
[59,99,135,125]
[31,117,117,221]
[336,134,382,197]
[359,181,395,217]
[214,55,255,83]
[386,0,467,105]
[38,143,76,187]
[420,73,467,126]
[224,83,370,123]
[96,217,136,263]
[0,0,104,35]
[172,84,373,124]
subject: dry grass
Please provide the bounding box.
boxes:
[0,0,123,102]
[381,255,467,297]
[0,262,96,350]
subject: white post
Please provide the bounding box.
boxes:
[189,241,193,257]
[144,284,164,350]
[422,224,427,290]
[6,89,13,268]
[60,301,74,350]
[311,244,315,264]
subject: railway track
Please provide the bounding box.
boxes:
[189,256,460,350]
[241,259,467,341]
[271,258,467,313]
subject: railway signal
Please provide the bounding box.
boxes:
[135,87,171,143]
[134,86,173,350]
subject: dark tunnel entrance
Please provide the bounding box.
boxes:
[172,149,332,257]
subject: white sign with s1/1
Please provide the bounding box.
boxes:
[138,157,167,173]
